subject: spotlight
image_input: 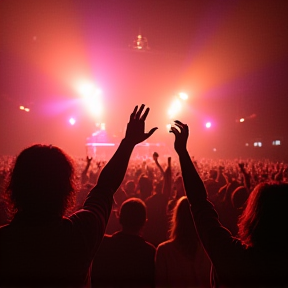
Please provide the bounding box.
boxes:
[205,122,211,128]
[178,92,188,100]
[69,118,76,125]
[168,99,181,119]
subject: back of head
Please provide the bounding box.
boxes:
[138,175,153,200]
[170,197,199,257]
[119,198,147,233]
[6,144,76,217]
[124,180,136,196]
[209,169,217,180]
[238,182,288,249]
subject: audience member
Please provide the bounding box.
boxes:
[143,156,171,247]
[0,104,157,287]
[91,198,155,287]
[155,196,211,288]
[170,120,288,287]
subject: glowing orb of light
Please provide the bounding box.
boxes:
[69,118,76,125]
[240,118,245,123]
[205,122,212,128]
[77,82,95,96]
[166,123,172,132]
[168,99,182,118]
[178,92,188,100]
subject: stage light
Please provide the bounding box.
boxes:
[100,123,106,130]
[69,118,76,125]
[205,122,211,128]
[166,124,172,132]
[84,96,103,117]
[254,142,262,147]
[178,92,188,100]
[77,81,95,96]
[272,140,281,146]
[168,99,181,119]
[24,108,30,112]
[19,106,25,110]
[240,118,245,123]
[76,81,103,118]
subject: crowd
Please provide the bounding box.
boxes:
[0,104,287,287]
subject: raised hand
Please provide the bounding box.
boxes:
[169,120,189,154]
[124,104,158,145]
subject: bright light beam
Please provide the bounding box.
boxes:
[168,99,182,119]
[76,80,103,118]
[178,92,188,100]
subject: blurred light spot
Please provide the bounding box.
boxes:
[179,92,188,100]
[168,99,181,118]
[100,123,106,130]
[205,122,211,128]
[69,118,76,125]
[166,123,172,132]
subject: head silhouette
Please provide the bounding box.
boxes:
[170,196,197,241]
[6,144,76,217]
[169,196,199,257]
[138,175,153,200]
[119,198,147,233]
[238,182,288,249]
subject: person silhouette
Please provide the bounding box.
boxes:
[169,120,288,287]
[91,198,155,287]
[155,196,211,288]
[0,104,157,287]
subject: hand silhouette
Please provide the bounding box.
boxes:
[169,120,189,154]
[124,104,158,145]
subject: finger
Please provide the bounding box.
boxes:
[146,127,158,137]
[174,123,184,131]
[130,105,138,120]
[175,122,188,133]
[140,107,150,121]
[135,104,145,119]
[174,120,188,130]
[169,126,180,135]
[174,120,185,126]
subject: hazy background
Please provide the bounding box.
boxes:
[1,0,288,159]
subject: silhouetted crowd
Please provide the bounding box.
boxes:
[0,105,287,287]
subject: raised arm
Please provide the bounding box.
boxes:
[95,104,158,192]
[153,152,165,176]
[74,105,158,255]
[170,121,233,256]
[169,120,207,204]
[81,156,93,184]
[162,157,172,200]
